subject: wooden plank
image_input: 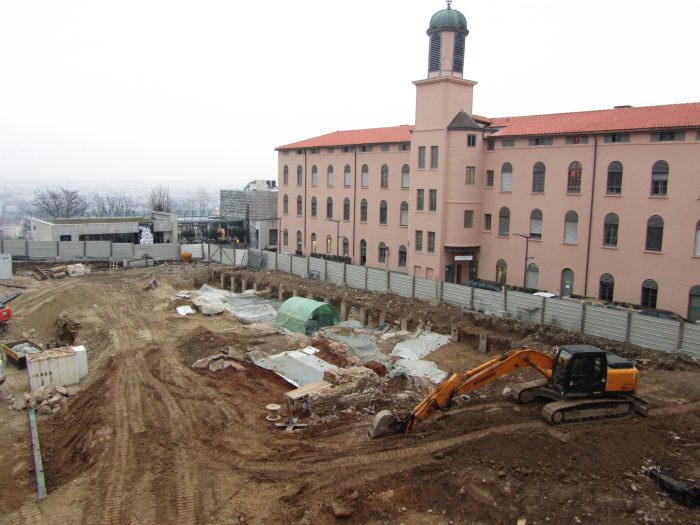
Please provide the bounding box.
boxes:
[285,380,331,401]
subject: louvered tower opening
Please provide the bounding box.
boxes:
[428,33,441,72]
[453,34,465,73]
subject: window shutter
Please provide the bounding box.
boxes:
[564,221,577,243]
[651,132,660,142]
[696,228,700,256]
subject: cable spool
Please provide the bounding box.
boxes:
[265,403,282,421]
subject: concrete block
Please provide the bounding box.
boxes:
[451,326,459,342]
[400,319,407,331]
[379,311,386,325]
[479,333,488,353]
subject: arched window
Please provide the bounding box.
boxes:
[361,164,369,188]
[343,197,350,221]
[607,161,623,194]
[310,233,317,254]
[342,237,349,257]
[326,165,334,186]
[500,162,512,192]
[401,164,410,188]
[360,199,368,222]
[532,162,546,193]
[344,164,352,187]
[379,200,388,225]
[530,209,543,240]
[296,195,302,216]
[645,215,664,251]
[564,210,579,244]
[599,273,614,302]
[498,207,510,236]
[326,197,333,219]
[381,164,389,188]
[651,160,669,196]
[603,213,619,247]
[400,201,408,227]
[378,242,387,263]
[360,239,367,265]
[428,33,441,72]
[641,279,658,308]
[398,245,407,267]
[296,231,302,253]
[496,259,507,284]
[311,196,317,217]
[311,165,318,186]
[695,220,700,256]
[526,263,539,290]
[283,194,289,215]
[296,165,303,186]
[283,165,289,185]
[567,161,582,194]
[326,235,332,254]
[282,229,288,246]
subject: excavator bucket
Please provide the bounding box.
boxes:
[368,410,405,439]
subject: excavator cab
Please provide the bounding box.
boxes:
[551,345,607,397]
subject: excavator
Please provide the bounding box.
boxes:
[0,292,20,334]
[368,344,649,439]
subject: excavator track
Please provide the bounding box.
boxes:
[511,379,550,404]
[541,397,636,425]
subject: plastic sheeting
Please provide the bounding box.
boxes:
[253,347,336,387]
[388,358,448,384]
[275,297,339,335]
[390,331,451,360]
[193,285,280,323]
[320,328,393,367]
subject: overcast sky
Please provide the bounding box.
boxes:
[1,0,698,191]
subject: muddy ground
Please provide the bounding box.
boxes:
[0,263,698,525]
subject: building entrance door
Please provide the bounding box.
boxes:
[560,268,574,297]
[689,285,700,323]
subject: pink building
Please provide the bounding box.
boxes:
[276,4,700,321]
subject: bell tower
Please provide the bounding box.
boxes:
[427,0,469,79]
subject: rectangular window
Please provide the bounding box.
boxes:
[418,146,426,169]
[603,224,618,247]
[606,173,622,195]
[415,230,423,251]
[296,149,303,155]
[604,133,630,143]
[428,189,437,212]
[282,150,289,156]
[528,137,553,147]
[464,210,474,228]
[430,146,439,169]
[501,139,515,148]
[342,146,353,153]
[467,134,477,147]
[360,145,373,152]
[380,144,390,152]
[487,141,495,151]
[416,189,424,211]
[486,170,494,187]
[427,232,435,253]
[641,286,658,309]
[309,148,320,154]
[565,135,589,145]
[484,213,492,231]
[399,143,410,151]
[465,166,476,185]
[326,148,335,153]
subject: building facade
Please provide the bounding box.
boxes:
[220,180,278,249]
[276,5,700,320]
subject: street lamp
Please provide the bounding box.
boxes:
[327,218,340,257]
[514,233,534,289]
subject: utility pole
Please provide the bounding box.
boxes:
[514,233,534,289]
[327,218,340,257]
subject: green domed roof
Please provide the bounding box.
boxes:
[428,7,468,34]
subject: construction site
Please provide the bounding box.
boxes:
[0,259,698,525]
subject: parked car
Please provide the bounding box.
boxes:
[639,309,687,323]
[466,280,503,293]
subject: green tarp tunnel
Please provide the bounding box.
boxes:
[275,297,339,335]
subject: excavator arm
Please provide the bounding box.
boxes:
[369,348,554,438]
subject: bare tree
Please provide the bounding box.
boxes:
[33,188,88,218]
[92,193,137,217]
[92,193,109,217]
[149,186,172,212]
[195,187,211,216]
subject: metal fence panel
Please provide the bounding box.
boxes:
[262,251,276,269]
[543,299,582,332]
[85,241,111,258]
[442,282,470,307]
[278,253,292,273]
[390,272,413,298]
[112,243,134,259]
[292,256,307,276]
[345,265,366,290]
[181,244,205,259]
[366,268,388,293]
[629,315,679,353]
[135,244,180,260]
[681,323,700,358]
[309,258,326,281]
[414,277,437,301]
[506,292,543,322]
[473,288,502,313]
[58,242,84,258]
[235,249,247,266]
[246,249,264,270]
[582,307,628,342]
[1,240,27,257]
[28,241,57,259]
[326,261,345,286]
[220,247,235,266]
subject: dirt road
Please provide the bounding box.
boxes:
[1,267,698,524]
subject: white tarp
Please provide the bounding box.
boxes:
[176,305,195,316]
[388,358,448,384]
[253,347,336,387]
[390,331,451,360]
[193,284,280,323]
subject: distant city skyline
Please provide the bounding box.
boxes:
[1,0,698,188]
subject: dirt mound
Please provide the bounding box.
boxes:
[177,325,236,366]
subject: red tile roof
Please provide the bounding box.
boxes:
[276,125,414,150]
[487,102,700,138]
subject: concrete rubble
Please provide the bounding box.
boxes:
[191,346,247,371]
[9,384,78,414]
[305,367,387,416]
